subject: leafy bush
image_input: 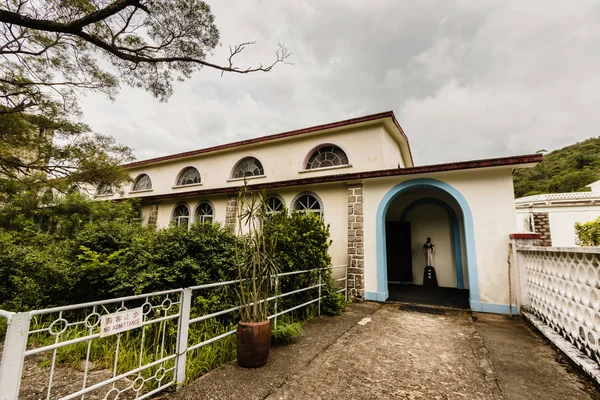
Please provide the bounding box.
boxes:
[271,322,303,346]
[575,217,600,247]
[321,289,347,316]
[0,194,344,317]
[263,210,336,316]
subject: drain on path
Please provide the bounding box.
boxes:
[399,304,447,315]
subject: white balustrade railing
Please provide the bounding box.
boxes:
[521,247,600,364]
[0,265,347,400]
[515,191,600,206]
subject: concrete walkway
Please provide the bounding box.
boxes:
[169,303,599,400]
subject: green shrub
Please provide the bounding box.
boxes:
[272,321,303,345]
[321,289,347,316]
[0,195,342,319]
[575,217,600,247]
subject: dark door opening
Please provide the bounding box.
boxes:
[386,221,412,282]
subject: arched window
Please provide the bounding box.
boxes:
[265,195,285,215]
[231,157,264,179]
[172,203,190,228]
[195,201,214,224]
[292,192,324,217]
[132,174,152,191]
[305,145,349,170]
[97,184,113,196]
[176,167,201,186]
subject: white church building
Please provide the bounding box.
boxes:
[98,111,541,314]
[515,180,600,247]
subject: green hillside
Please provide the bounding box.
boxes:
[513,137,600,198]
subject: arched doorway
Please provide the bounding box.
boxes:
[368,178,480,310]
[396,198,465,290]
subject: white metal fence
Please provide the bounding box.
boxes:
[521,247,600,364]
[0,265,347,400]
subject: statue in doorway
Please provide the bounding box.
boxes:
[423,237,435,267]
[423,238,438,288]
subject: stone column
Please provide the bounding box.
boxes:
[532,212,552,247]
[347,183,364,299]
[225,195,237,232]
[147,202,159,227]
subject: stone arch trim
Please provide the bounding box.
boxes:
[366,178,480,308]
[398,198,465,289]
[291,191,324,215]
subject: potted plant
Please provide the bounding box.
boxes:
[235,184,279,368]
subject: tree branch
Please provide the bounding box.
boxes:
[0,7,291,75]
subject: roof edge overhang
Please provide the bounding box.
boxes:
[122,111,412,169]
[381,113,414,167]
[124,153,542,202]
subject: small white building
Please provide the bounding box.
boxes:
[98,111,541,313]
[515,180,600,247]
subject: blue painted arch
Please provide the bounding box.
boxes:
[365,178,480,309]
[398,198,465,289]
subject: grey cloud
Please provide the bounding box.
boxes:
[80,0,600,166]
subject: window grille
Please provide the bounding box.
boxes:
[172,203,190,228]
[231,157,264,179]
[176,167,201,186]
[133,174,152,191]
[97,184,113,195]
[293,192,323,217]
[306,145,348,169]
[195,202,214,223]
[265,196,284,214]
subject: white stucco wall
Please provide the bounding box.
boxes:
[382,131,404,169]
[103,123,408,201]
[515,206,600,247]
[363,167,518,307]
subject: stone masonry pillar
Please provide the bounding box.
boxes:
[532,212,552,247]
[225,195,238,232]
[147,202,159,227]
[347,183,364,299]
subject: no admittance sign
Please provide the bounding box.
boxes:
[100,307,143,337]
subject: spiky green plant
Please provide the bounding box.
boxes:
[236,184,279,322]
[271,322,303,345]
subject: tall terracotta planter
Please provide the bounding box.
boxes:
[236,320,271,368]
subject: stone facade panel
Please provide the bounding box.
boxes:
[533,212,552,247]
[346,183,364,300]
[225,196,238,231]
[147,202,159,227]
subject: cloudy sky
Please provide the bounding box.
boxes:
[81,0,600,166]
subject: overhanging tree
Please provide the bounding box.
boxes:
[0,0,289,189]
